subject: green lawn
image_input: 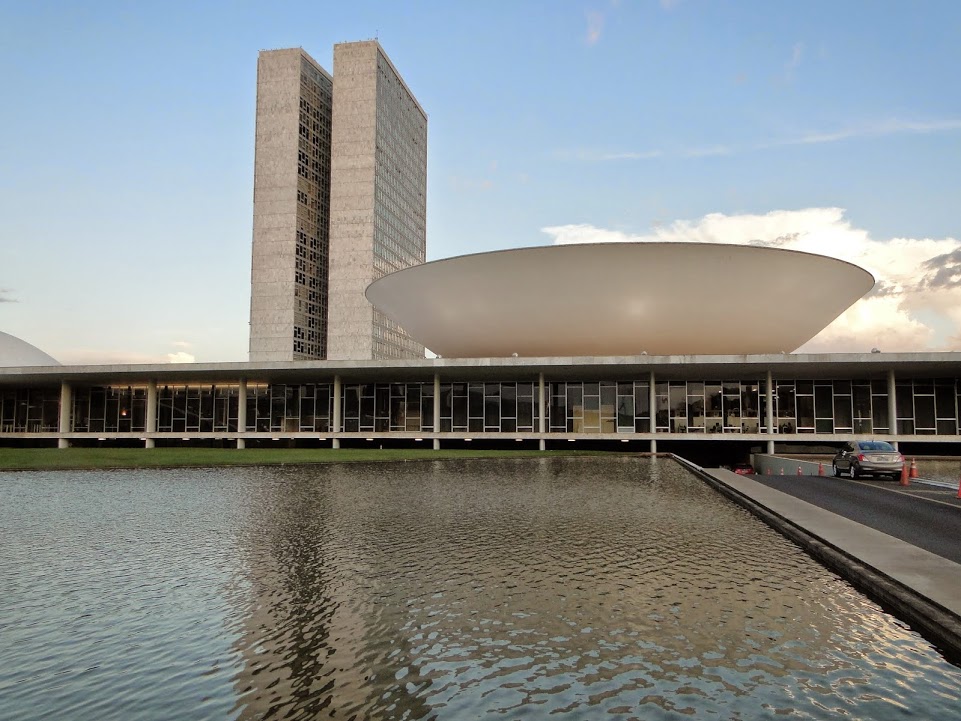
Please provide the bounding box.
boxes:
[0,447,607,471]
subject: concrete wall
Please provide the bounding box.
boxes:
[752,454,830,476]
[249,49,306,362]
[326,42,379,361]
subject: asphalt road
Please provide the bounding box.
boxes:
[746,474,961,565]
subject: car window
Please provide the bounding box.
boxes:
[859,441,894,451]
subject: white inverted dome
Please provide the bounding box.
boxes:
[366,242,875,358]
[0,331,60,367]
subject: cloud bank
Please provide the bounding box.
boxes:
[542,208,961,353]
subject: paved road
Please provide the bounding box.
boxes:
[745,474,961,564]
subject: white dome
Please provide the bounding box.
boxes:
[0,331,60,367]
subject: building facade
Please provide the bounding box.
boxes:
[249,49,333,362]
[3,354,961,463]
[249,41,426,363]
[326,41,427,361]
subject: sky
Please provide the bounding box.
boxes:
[1,0,960,364]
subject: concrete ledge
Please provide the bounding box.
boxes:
[677,458,961,662]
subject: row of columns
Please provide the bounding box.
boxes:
[54,369,906,451]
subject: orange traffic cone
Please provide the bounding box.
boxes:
[818,461,824,476]
[910,458,919,478]
[797,465,803,476]
[956,475,961,499]
[900,463,910,487]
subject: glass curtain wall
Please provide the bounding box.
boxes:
[72,386,148,433]
[0,387,59,433]
[655,381,759,433]
[342,383,433,433]
[771,380,890,434]
[549,382,651,433]
[4,376,960,438]
[246,383,331,433]
[436,382,534,434]
[896,379,959,436]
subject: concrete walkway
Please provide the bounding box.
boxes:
[699,466,961,662]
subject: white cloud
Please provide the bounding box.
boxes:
[585,11,604,46]
[558,117,961,162]
[542,207,961,352]
[682,145,733,158]
[785,42,804,78]
[58,346,198,365]
[171,340,192,349]
[449,175,495,192]
[554,149,663,162]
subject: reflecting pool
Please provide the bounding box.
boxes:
[1,457,958,719]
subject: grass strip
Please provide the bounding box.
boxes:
[0,447,606,471]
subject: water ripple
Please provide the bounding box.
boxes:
[2,457,959,720]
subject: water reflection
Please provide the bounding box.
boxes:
[228,457,960,719]
[2,458,959,720]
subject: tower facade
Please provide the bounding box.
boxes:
[249,41,426,362]
[326,41,427,360]
[249,49,332,362]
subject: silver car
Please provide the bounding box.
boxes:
[832,440,904,480]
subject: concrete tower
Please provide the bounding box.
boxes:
[248,41,426,362]
[249,48,333,362]
[326,40,427,360]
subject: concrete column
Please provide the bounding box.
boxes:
[538,373,546,451]
[236,378,247,450]
[332,375,342,449]
[145,380,157,449]
[649,371,656,452]
[58,381,71,449]
[433,373,441,450]
[766,370,775,455]
[888,369,898,449]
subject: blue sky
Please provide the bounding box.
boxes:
[2,0,960,362]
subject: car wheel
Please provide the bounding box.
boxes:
[848,464,858,479]
[833,463,841,477]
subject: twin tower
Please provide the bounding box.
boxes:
[249,41,427,362]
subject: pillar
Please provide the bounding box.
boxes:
[236,378,247,450]
[649,370,656,453]
[433,373,441,450]
[332,375,341,449]
[57,381,71,449]
[145,380,157,449]
[538,373,546,451]
[888,369,898,450]
[765,369,775,455]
